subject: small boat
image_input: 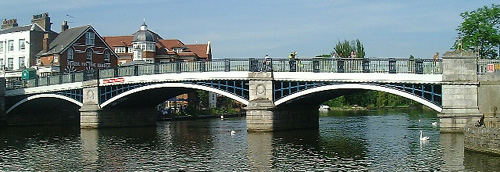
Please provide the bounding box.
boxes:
[319,105,330,111]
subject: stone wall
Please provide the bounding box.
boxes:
[464,125,500,155]
[478,74,500,128]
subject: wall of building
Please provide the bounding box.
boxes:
[0,30,31,72]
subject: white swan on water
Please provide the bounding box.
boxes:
[420,130,429,141]
[231,130,236,135]
[431,122,438,127]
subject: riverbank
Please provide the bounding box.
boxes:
[464,125,500,155]
[325,105,428,112]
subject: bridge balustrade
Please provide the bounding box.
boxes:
[478,59,500,75]
[5,58,444,90]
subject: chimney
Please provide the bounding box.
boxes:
[61,21,69,32]
[31,12,51,31]
[1,19,18,29]
[42,33,49,53]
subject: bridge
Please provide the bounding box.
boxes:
[0,51,497,132]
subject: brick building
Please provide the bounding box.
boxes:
[37,24,118,75]
[103,22,211,65]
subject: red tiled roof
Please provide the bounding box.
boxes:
[157,39,185,50]
[103,36,133,48]
[185,44,210,59]
[103,35,211,60]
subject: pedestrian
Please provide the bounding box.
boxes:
[263,54,271,71]
[433,52,439,61]
[350,50,357,58]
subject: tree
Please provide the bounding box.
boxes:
[315,54,332,58]
[454,4,500,59]
[333,39,366,58]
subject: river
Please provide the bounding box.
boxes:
[0,109,499,171]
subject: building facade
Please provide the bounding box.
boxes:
[103,22,211,65]
[0,13,57,78]
[37,25,118,75]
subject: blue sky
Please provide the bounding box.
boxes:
[1,0,498,58]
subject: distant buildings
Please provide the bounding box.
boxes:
[0,13,57,78]
[103,22,211,65]
[0,13,211,81]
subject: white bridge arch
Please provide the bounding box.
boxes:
[6,94,83,114]
[274,83,442,112]
[100,82,250,108]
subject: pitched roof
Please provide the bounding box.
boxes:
[0,23,49,34]
[38,25,90,56]
[157,39,185,49]
[185,44,210,59]
[103,36,133,47]
[0,25,32,34]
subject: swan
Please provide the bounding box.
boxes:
[220,115,224,120]
[231,130,236,135]
[431,122,438,127]
[420,130,429,141]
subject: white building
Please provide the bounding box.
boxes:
[0,13,57,79]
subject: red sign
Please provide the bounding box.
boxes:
[102,78,125,84]
[487,64,495,73]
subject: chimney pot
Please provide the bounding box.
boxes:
[61,20,69,32]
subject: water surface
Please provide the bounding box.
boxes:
[0,109,499,171]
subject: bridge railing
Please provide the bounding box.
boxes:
[5,58,442,90]
[267,58,441,74]
[478,59,500,75]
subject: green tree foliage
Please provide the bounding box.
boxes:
[333,39,366,58]
[324,91,416,108]
[454,4,500,58]
[315,54,332,58]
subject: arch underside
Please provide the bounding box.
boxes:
[274,82,442,112]
[6,93,83,114]
[99,81,250,109]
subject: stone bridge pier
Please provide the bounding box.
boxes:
[80,80,156,128]
[245,72,318,132]
[439,51,482,132]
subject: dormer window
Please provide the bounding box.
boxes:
[85,32,95,45]
[115,47,126,53]
[174,48,183,53]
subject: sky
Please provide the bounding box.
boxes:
[1,0,499,59]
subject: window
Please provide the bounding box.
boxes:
[67,48,74,61]
[0,41,3,52]
[85,32,95,45]
[0,58,3,69]
[147,44,155,51]
[115,47,125,53]
[19,57,25,69]
[7,40,14,52]
[128,46,133,53]
[7,58,13,70]
[104,51,110,63]
[19,39,25,51]
[86,49,93,62]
